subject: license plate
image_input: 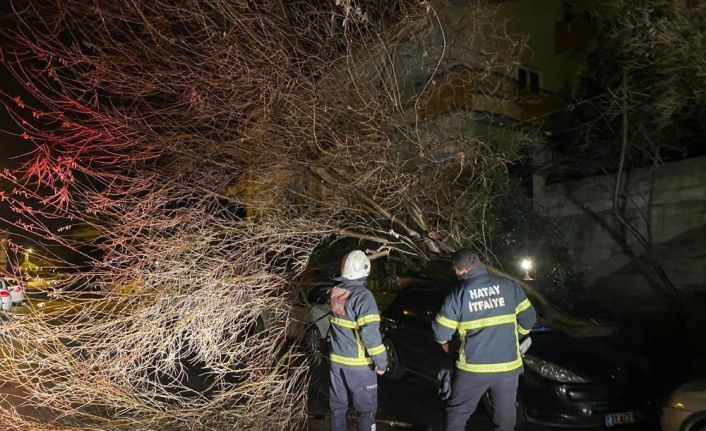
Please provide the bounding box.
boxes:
[605,411,638,427]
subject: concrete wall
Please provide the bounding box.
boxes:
[534,156,706,311]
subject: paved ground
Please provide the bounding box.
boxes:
[307,363,659,431]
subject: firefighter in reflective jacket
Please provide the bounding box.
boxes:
[328,250,388,431]
[433,249,537,431]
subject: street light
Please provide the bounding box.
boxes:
[519,258,534,281]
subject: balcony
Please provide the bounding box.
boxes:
[412,69,565,128]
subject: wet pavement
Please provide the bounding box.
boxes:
[307,363,658,431]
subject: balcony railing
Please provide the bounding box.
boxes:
[413,67,567,127]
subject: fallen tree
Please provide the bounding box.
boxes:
[0,1,586,429]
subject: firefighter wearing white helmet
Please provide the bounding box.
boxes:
[328,250,387,431]
[341,250,371,279]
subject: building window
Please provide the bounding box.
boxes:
[518,67,540,94]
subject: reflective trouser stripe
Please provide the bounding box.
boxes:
[330,316,357,328]
[455,356,523,373]
[367,344,385,356]
[435,314,459,330]
[516,298,531,314]
[356,314,380,326]
[330,354,373,366]
[458,314,515,330]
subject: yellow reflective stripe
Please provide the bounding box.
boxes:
[516,299,531,314]
[356,314,381,326]
[456,318,523,373]
[459,314,515,330]
[435,314,459,330]
[367,344,386,356]
[330,316,357,329]
[456,356,523,373]
[330,354,373,366]
[517,325,531,335]
[355,330,365,359]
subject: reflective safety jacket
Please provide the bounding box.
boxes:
[432,267,536,375]
[328,278,388,370]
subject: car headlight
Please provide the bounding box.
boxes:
[524,355,590,383]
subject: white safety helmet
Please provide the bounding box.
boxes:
[340,250,371,280]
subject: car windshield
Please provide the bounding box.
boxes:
[384,286,449,323]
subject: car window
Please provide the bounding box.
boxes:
[385,287,448,323]
[306,286,329,305]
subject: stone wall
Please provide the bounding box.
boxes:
[534,156,706,311]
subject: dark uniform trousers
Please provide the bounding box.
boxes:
[329,365,378,431]
[446,371,519,431]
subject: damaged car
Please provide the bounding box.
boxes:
[380,276,653,428]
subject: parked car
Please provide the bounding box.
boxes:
[381,281,653,428]
[661,380,706,431]
[290,283,332,363]
[0,277,27,311]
